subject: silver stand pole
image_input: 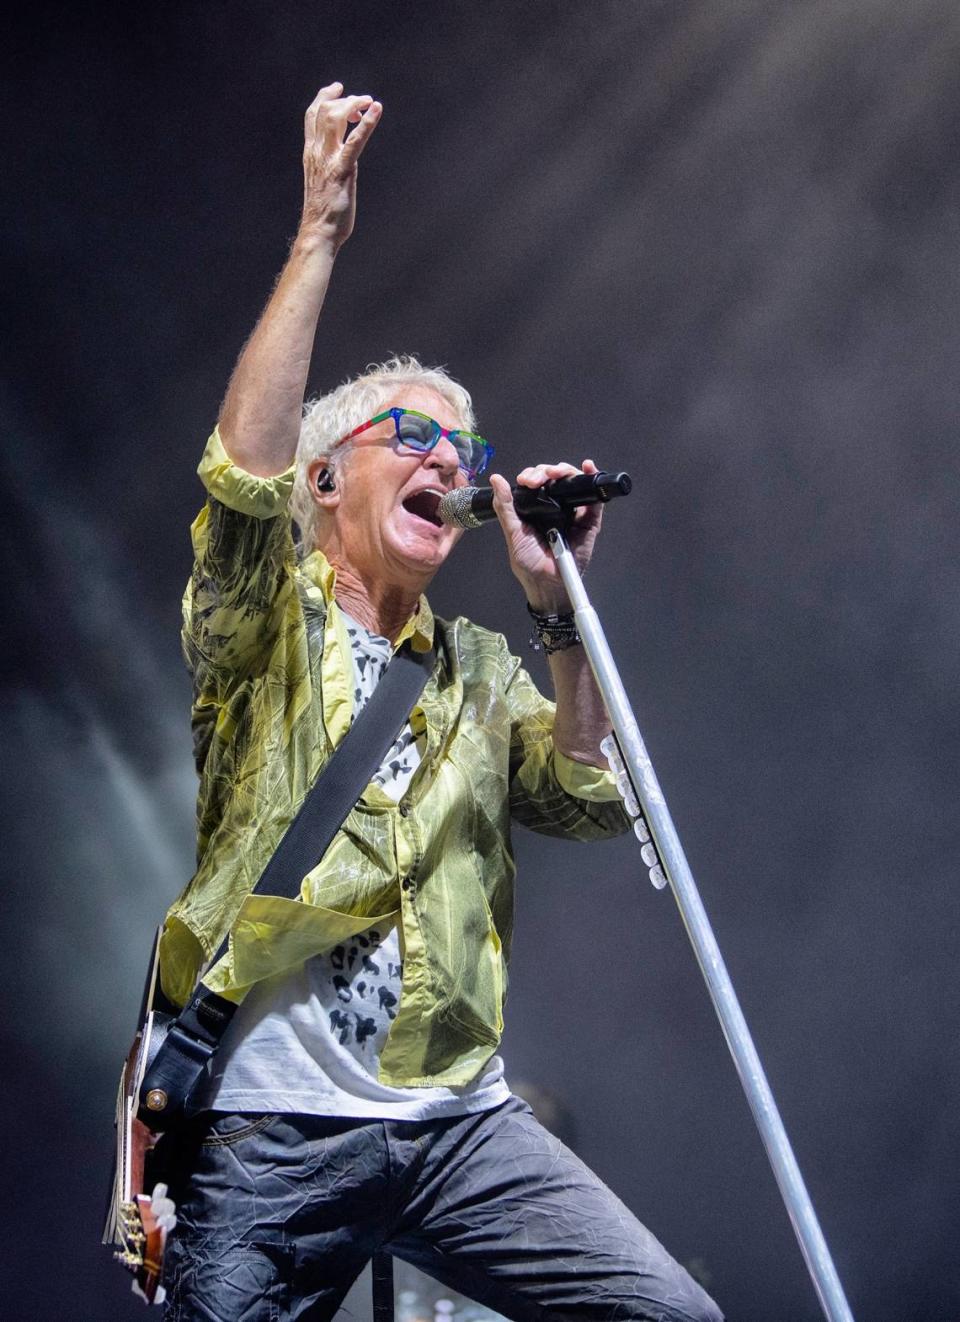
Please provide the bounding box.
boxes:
[547,525,855,1322]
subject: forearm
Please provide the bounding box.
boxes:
[218,232,337,477]
[546,641,611,768]
[490,457,612,767]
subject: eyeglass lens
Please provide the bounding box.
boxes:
[395,412,487,477]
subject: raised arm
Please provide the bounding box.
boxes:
[218,82,382,477]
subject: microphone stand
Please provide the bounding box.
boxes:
[545,523,855,1322]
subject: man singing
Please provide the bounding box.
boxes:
[157,82,722,1322]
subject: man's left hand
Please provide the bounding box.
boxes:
[490,460,603,614]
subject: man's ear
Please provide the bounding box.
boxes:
[308,459,340,508]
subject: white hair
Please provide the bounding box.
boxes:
[291,355,476,551]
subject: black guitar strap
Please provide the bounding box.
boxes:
[138,640,435,1129]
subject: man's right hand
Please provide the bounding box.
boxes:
[301,82,382,250]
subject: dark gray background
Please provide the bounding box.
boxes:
[2,3,958,1319]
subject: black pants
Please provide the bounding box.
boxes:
[158,1097,723,1322]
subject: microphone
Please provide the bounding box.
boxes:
[438,470,632,530]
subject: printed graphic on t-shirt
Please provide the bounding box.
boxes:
[309,615,421,1068]
[343,619,421,794]
[325,927,405,1052]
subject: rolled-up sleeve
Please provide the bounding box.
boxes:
[182,429,297,712]
[502,639,629,840]
[553,749,622,802]
[197,426,296,518]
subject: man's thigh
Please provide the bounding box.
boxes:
[389,1097,723,1322]
[158,1112,385,1322]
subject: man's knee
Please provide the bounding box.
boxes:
[685,1297,724,1322]
[612,1259,723,1322]
[658,1276,724,1322]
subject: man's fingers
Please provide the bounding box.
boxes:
[304,82,344,140]
[490,473,524,537]
[572,500,603,531]
[321,94,375,151]
[513,460,602,488]
[339,101,383,165]
[308,82,346,114]
[515,462,581,488]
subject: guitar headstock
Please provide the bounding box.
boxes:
[114,1192,167,1304]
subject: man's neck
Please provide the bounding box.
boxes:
[330,561,421,643]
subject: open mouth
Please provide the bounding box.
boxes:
[401,489,443,528]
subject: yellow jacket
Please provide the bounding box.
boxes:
[159,430,628,1087]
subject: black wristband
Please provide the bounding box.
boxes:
[526,602,582,655]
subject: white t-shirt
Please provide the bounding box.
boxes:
[197,610,508,1119]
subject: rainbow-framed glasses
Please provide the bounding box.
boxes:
[334,407,494,481]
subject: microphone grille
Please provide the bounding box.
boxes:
[437,487,482,529]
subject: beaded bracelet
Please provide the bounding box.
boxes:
[527,602,583,655]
